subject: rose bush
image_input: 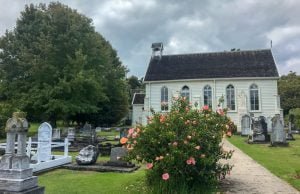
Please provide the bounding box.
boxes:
[126,97,234,193]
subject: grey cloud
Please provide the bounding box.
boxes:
[1,0,299,77]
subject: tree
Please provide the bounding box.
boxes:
[278,71,300,115]
[127,75,144,103]
[0,2,128,126]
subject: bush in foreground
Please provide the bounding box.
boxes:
[125,97,234,193]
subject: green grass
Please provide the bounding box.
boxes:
[227,134,300,191]
[97,130,120,137]
[39,168,147,194]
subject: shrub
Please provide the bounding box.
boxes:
[125,97,233,193]
[0,103,16,138]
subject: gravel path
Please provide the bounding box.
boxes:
[220,139,300,194]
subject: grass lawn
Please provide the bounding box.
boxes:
[227,134,300,191]
[39,168,147,194]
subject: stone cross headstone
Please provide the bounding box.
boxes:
[0,112,44,193]
[241,114,251,136]
[271,114,288,146]
[52,128,61,140]
[37,122,52,162]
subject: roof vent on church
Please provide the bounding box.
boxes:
[151,42,163,59]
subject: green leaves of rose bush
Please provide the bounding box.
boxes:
[126,97,234,192]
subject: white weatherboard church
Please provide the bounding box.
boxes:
[132,43,281,132]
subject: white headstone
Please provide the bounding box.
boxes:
[67,128,75,142]
[241,114,251,135]
[266,116,273,133]
[238,91,248,132]
[37,122,52,162]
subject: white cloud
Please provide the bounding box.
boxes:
[266,26,300,46]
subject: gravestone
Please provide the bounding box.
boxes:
[248,116,269,143]
[52,128,61,140]
[104,147,135,167]
[37,122,52,162]
[286,114,295,140]
[82,123,92,135]
[286,122,295,140]
[81,123,96,145]
[241,114,251,136]
[95,127,102,132]
[266,116,273,133]
[76,145,99,165]
[67,127,75,142]
[0,112,44,193]
[237,91,248,132]
[271,114,289,146]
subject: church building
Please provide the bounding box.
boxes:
[132,43,281,132]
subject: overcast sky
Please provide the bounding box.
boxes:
[1,0,300,77]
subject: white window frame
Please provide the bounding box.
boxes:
[203,85,212,108]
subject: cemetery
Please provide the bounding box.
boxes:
[0,2,300,194]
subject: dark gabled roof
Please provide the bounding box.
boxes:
[132,93,145,105]
[144,49,279,81]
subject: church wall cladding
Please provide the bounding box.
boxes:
[143,78,279,131]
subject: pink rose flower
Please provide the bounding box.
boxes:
[128,128,134,135]
[203,105,209,110]
[217,108,224,116]
[146,163,153,169]
[190,157,196,165]
[186,157,196,165]
[186,159,192,165]
[162,173,170,181]
[132,132,137,138]
[195,145,201,150]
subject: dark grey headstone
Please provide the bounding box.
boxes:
[110,147,128,162]
[248,116,270,143]
[103,147,134,168]
[82,123,92,135]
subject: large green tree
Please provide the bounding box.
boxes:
[0,2,128,127]
[278,71,300,114]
